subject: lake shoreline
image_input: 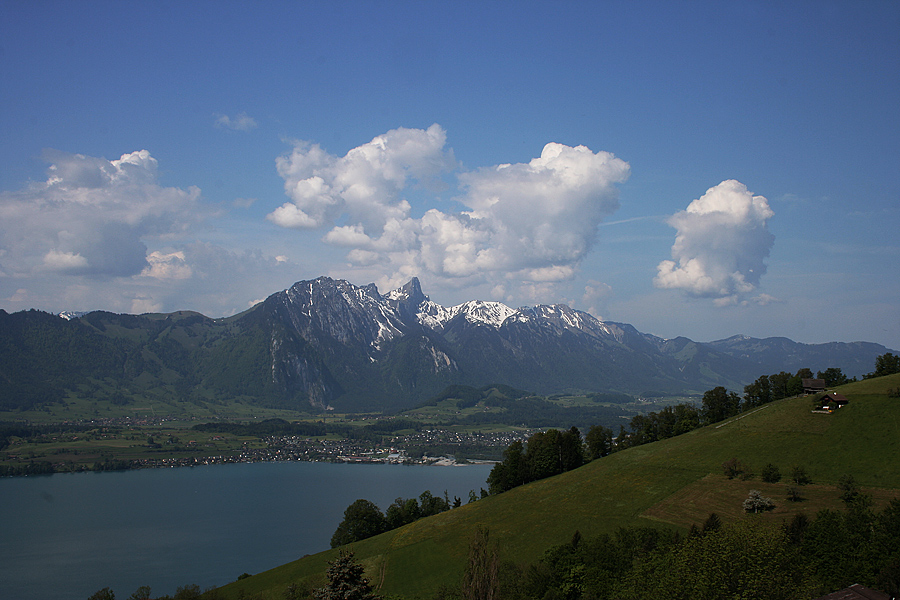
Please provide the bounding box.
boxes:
[1,460,495,600]
[1,452,497,478]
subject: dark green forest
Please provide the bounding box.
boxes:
[469,497,900,600]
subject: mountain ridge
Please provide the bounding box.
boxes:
[0,276,893,413]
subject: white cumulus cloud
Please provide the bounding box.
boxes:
[269,123,456,232]
[0,150,308,318]
[270,126,630,296]
[0,149,207,280]
[455,142,629,275]
[654,179,775,304]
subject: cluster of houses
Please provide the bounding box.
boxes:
[804,379,850,413]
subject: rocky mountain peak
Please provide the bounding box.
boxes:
[385,277,431,323]
[386,277,426,303]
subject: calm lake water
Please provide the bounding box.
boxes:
[0,461,493,600]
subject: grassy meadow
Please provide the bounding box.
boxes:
[215,373,900,600]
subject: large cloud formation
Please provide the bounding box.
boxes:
[654,179,775,306]
[0,150,206,280]
[270,123,456,231]
[0,149,298,315]
[269,125,630,291]
[0,150,282,315]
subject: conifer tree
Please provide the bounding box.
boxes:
[314,550,380,600]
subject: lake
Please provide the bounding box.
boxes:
[0,461,494,600]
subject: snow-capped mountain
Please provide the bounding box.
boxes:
[244,277,888,410]
[386,276,611,334]
[4,276,891,413]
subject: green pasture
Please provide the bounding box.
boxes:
[0,383,321,424]
[0,424,265,470]
[213,373,900,600]
[401,397,506,422]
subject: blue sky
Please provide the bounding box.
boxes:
[1,0,898,350]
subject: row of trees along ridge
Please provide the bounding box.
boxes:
[488,354,899,496]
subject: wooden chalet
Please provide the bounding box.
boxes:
[803,378,827,394]
[824,391,850,409]
[815,583,891,599]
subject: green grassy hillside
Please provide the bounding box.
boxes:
[214,374,900,600]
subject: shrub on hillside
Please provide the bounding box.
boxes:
[791,465,812,486]
[722,457,749,480]
[786,486,803,502]
[761,463,782,483]
[743,490,776,513]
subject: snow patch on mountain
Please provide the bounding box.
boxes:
[450,300,517,328]
[415,300,454,330]
[384,279,618,335]
[510,304,619,340]
[58,311,87,320]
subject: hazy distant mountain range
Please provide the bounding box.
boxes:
[0,276,892,413]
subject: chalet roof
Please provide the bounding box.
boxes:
[814,583,891,600]
[803,378,826,390]
[826,392,850,404]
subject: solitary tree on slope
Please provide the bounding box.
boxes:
[315,550,381,600]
